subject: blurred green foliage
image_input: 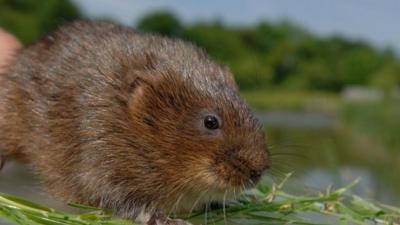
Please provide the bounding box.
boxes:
[0,0,81,44]
[1,1,399,92]
[137,11,183,37]
[137,11,400,91]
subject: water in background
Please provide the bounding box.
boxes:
[260,111,400,206]
[0,111,399,225]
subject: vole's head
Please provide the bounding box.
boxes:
[123,39,270,211]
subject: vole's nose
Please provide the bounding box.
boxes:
[262,144,271,170]
[247,144,271,183]
[250,157,270,183]
[223,144,270,185]
[253,143,270,167]
[249,169,263,184]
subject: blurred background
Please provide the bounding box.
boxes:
[0,0,399,216]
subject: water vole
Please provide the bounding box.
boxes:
[0,21,270,224]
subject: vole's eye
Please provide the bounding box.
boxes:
[204,115,220,130]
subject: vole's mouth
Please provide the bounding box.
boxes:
[165,166,266,213]
[212,149,269,189]
[217,163,264,189]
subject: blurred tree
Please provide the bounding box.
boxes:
[239,23,276,54]
[2,5,397,92]
[0,0,81,44]
[369,63,400,94]
[336,47,383,85]
[230,56,274,89]
[183,22,279,90]
[183,22,249,62]
[136,11,183,37]
[265,40,299,85]
[286,59,339,90]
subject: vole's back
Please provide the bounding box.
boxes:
[0,21,128,160]
[0,21,202,202]
[0,21,198,157]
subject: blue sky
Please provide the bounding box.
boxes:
[72,0,400,53]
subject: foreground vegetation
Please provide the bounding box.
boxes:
[1,176,399,225]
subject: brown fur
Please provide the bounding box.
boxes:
[0,21,270,221]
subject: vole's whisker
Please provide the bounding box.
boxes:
[167,193,184,218]
[223,190,227,225]
[204,201,209,225]
[269,162,296,174]
[269,142,309,151]
[268,173,279,184]
[269,168,290,178]
[248,178,256,187]
[251,186,259,198]
[270,152,307,159]
[233,188,238,203]
[188,187,209,217]
[0,155,6,171]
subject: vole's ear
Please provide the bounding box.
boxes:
[125,53,165,118]
[125,52,162,92]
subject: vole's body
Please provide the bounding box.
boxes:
[0,21,269,224]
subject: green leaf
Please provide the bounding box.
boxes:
[350,195,384,217]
